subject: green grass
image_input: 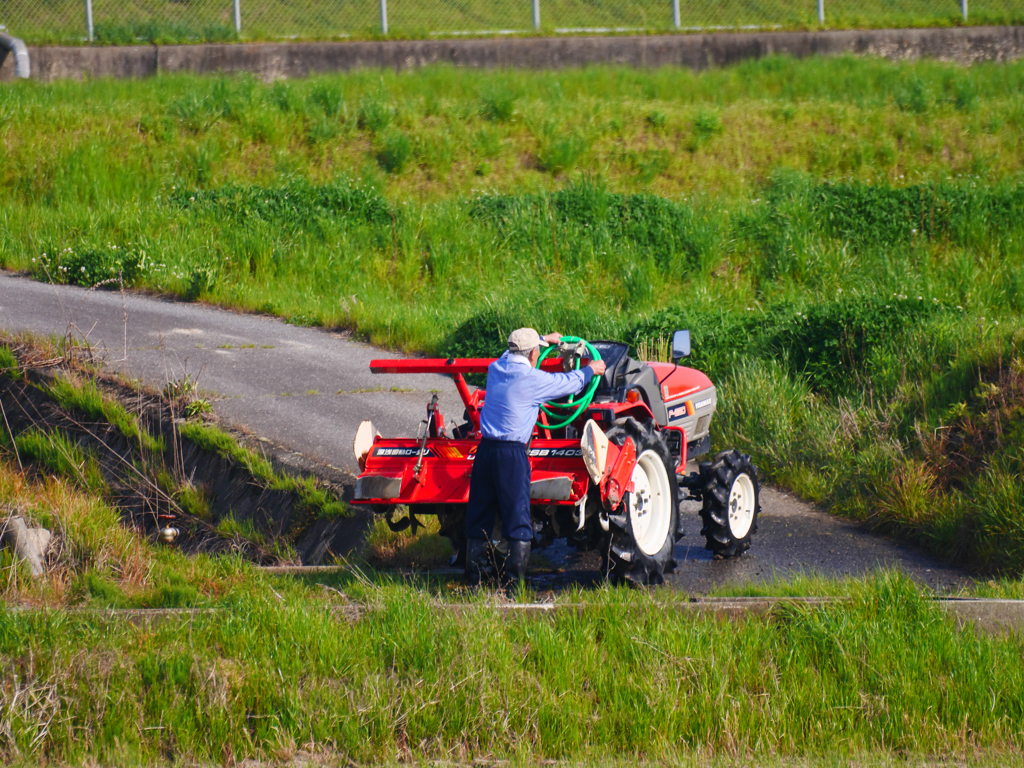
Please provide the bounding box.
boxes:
[177,421,277,483]
[3,447,1024,764]
[13,428,107,494]
[0,346,20,380]
[215,512,266,543]
[175,481,212,520]
[3,58,1023,206]
[49,375,165,453]
[3,545,1024,763]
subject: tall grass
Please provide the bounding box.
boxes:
[2,58,1023,203]
[3,440,1024,764]
[49,375,165,453]
[2,561,1024,763]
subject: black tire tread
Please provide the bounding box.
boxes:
[698,449,760,559]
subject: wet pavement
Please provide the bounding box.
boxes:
[526,486,971,594]
[666,486,969,593]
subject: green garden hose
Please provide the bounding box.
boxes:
[535,337,602,430]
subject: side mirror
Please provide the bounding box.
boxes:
[672,330,691,361]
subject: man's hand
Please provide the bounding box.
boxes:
[543,332,562,345]
[588,359,607,377]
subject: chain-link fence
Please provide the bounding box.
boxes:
[2,0,1021,47]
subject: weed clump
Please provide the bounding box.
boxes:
[50,376,165,452]
[479,86,517,122]
[178,422,275,484]
[308,82,345,118]
[0,347,20,380]
[172,178,395,228]
[688,108,723,151]
[358,97,395,133]
[15,428,107,493]
[31,245,146,288]
[536,133,590,175]
[376,131,413,174]
[184,266,218,301]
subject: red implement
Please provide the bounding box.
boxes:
[357,356,628,509]
[356,437,590,506]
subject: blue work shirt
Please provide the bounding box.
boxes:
[479,351,594,444]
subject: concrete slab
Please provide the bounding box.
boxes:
[8,597,1023,633]
[4,26,1023,83]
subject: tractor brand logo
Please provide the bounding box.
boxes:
[667,404,690,422]
[668,395,713,422]
[529,448,583,458]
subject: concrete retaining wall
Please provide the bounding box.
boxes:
[11,597,1024,634]
[2,25,1023,82]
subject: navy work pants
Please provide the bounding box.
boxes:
[465,438,532,543]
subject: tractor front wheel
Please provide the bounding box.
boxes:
[602,418,679,585]
[699,450,760,558]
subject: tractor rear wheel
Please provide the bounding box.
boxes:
[699,450,760,558]
[601,418,679,585]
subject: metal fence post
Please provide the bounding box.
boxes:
[380,0,388,34]
[533,0,540,30]
[817,0,824,24]
[672,0,680,29]
[84,0,94,41]
[233,0,241,33]
[962,0,968,20]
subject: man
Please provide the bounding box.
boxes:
[465,328,607,589]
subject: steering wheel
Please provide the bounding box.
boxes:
[535,336,602,429]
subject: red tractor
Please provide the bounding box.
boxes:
[351,331,760,585]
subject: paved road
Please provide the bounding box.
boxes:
[529,487,969,594]
[0,272,972,592]
[0,273,463,477]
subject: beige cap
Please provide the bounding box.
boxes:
[507,327,549,353]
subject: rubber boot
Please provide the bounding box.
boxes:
[465,538,489,587]
[503,539,531,596]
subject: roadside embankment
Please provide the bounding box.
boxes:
[2,25,1023,82]
[0,335,352,569]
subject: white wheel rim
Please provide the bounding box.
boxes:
[728,473,756,539]
[627,449,672,557]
